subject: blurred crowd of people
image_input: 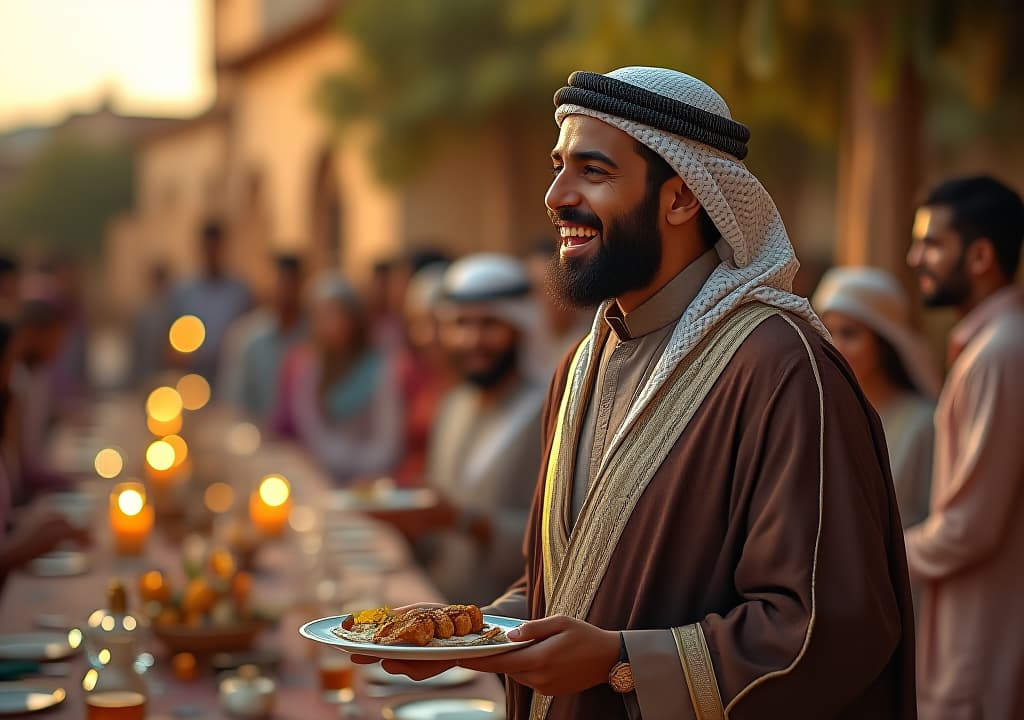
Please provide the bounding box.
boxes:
[0,257,91,584]
[0,169,1021,714]
[125,222,591,605]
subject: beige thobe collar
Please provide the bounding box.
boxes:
[602,249,721,342]
[948,285,1024,365]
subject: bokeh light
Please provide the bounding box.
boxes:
[163,434,189,467]
[145,440,175,471]
[204,482,235,514]
[226,422,261,455]
[289,505,317,533]
[117,488,145,516]
[94,448,124,479]
[146,386,183,422]
[147,414,183,436]
[169,315,206,353]
[176,373,211,411]
[258,475,290,507]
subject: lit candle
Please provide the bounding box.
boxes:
[109,482,154,555]
[145,438,192,491]
[249,475,291,537]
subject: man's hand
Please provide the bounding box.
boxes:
[459,616,620,696]
[348,610,620,695]
[450,618,614,696]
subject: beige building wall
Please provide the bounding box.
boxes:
[104,214,147,320]
[333,123,402,283]
[399,122,556,258]
[133,119,228,280]
[227,28,401,284]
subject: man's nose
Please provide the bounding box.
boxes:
[545,171,581,214]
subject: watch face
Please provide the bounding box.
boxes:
[608,662,634,693]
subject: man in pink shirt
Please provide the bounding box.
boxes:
[905,175,1024,719]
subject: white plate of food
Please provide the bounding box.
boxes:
[299,606,531,661]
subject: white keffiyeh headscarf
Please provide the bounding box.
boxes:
[555,66,828,439]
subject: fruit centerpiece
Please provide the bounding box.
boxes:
[139,542,265,655]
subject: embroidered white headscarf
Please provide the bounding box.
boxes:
[555,66,828,439]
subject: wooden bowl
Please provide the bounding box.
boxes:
[152,622,262,656]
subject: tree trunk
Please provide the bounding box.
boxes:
[835,11,922,286]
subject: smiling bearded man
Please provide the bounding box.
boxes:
[364,67,917,720]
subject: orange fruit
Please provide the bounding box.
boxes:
[156,607,180,627]
[231,571,252,609]
[182,578,218,615]
[138,570,170,604]
[208,548,236,579]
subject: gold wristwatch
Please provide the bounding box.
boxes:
[608,633,634,693]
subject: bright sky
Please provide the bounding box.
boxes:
[0,0,214,132]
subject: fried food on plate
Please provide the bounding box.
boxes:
[373,612,435,646]
[332,603,506,648]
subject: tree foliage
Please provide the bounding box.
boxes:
[318,0,1024,183]
[0,135,134,258]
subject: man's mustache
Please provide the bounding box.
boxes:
[548,207,603,232]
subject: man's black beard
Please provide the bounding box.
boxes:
[545,191,662,308]
[463,345,518,389]
[920,251,971,308]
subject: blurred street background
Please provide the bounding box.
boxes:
[1,0,1022,377]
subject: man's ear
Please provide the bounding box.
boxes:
[965,237,998,277]
[664,178,701,227]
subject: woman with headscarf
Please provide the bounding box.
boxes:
[269,274,401,485]
[813,267,941,528]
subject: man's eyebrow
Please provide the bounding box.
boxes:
[549,149,619,169]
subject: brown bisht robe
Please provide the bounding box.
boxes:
[504,305,916,720]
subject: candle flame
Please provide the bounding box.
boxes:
[258,475,290,507]
[118,488,145,516]
[146,440,176,471]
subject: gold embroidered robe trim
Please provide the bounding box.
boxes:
[674,624,725,720]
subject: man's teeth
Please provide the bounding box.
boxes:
[558,226,598,239]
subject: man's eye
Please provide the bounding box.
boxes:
[551,166,563,176]
[583,166,607,176]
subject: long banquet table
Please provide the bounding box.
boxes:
[0,394,503,719]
